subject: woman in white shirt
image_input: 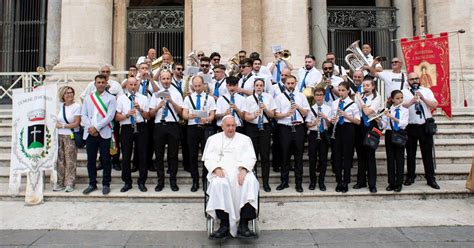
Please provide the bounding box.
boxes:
[54,86,81,192]
[380,90,409,193]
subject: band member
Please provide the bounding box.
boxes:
[149,71,184,192]
[361,43,383,71]
[210,64,228,100]
[244,78,277,192]
[203,116,259,239]
[297,54,322,93]
[196,51,205,61]
[267,50,294,84]
[238,58,273,97]
[326,52,348,82]
[152,48,174,76]
[349,70,365,95]
[271,68,290,97]
[121,65,138,88]
[353,79,381,193]
[182,75,217,192]
[216,76,245,133]
[197,56,214,84]
[365,57,408,101]
[170,63,185,95]
[274,75,310,192]
[80,65,123,171]
[137,62,160,172]
[251,57,272,78]
[238,50,247,62]
[321,61,344,106]
[209,52,221,70]
[330,81,360,193]
[379,90,409,192]
[305,87,332,191]
[81,75,117,195]
[402,72,439,189]
[136,48,157,66]
[115,77,150,193]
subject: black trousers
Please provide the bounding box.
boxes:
[271,120,282,171]
[120,123,147,185]
[406,124,436,182]
[154,122,181,184]
[385,130,405,187]
[308,130,329,184]
[145,117,155,170]
[187,125,215,183]
[247,123,271,184]
[333,123,355,184]
[279,124,305,184]
[355,123,377,188]
[86,135,111,186]
[216,203,257,224]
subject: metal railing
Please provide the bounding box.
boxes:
[0,70,472,109]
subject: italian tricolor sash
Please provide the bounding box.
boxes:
[90,92,118,155]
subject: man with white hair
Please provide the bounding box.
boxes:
[202,115,259,239]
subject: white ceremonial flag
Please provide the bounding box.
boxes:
[8,84,58,205]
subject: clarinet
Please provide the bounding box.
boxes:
[130,91,139,134]
[160,89,169,125]
[290,90,297,133]
[316,107,321,140]
[258,93,265,131]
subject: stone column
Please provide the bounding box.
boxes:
[45,0,61,71]
[192,0,242,61]
[242,0,262,55]
[394,0,413,59]
[184,1,193,58]
[261,0,309,70]
[113,0,129,72]
[53,0,114,74]
[310,0,328,65]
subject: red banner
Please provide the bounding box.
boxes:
[400,33,451,118]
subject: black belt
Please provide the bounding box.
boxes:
[121,123,145,127]
[247,123,271,127]
[156,122,179,125]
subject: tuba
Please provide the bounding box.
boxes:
[344,40,370,72]
[303,86,314,106]
[186,51,200,67]
[226,52,240,77]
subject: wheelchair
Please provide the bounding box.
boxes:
[203,175,260,238]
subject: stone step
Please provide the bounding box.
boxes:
[0,149,471,168]
[0,180,470,203]
[0,163,469,184]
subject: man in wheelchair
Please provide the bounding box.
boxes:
[202,115,259,239]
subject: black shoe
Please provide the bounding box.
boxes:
[170,182,179,192]
[427,181,440,190]
[120,184,132,192]
[138,184,147,192]
[341,184,348,193]
[353,183,366,189]
[309,182,316,190]
[276,182,289,191]
[148,165,156,172]
[237,220,256,238]
[386,185,395,191]
[289,167,295,171]
[404,177,415,186]
[155,184,164,192]
[394,185,402,192]
[335,183,343,192]
[82,185,97,195]
[210,225,230,240]
[273,167,280,172]
[263,183,271,192]
[131,166,138,173]
[369,187,377,193]
[96,164,103,171]
[295,184,303,193]
[102,185,110,195]
[112,163,121,171]
[319,183,326,191]
[190,182,199,192]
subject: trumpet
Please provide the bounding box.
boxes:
[130,91,139,134]
[258,93,265,131]
[367,103,403,122]
[281,49,291,61]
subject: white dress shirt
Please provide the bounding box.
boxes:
[402,86,437,124]
[116,92,149,125]
[331,97,360,123]
[243,92,277,124]
[305,103,331,131]
[81,91,117,139]
[216,93,246,126]
[360,93,382,119]
[275,90,310,125]
[209,77,229,98]
[267,61,288,83]
[323,75,344,106]
[183,92,217,125]
[381,106,409,130]
[80,79,124,100]
[149,88,184,123]
[57,102,82,135]
[297,67,323,93]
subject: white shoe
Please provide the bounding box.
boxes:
[53,185,65,191]
[65,186,75,192]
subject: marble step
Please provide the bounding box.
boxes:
[0,180,470,203]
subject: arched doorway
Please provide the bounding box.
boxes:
[127,0,184,66]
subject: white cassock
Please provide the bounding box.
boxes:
[202,132,259,237]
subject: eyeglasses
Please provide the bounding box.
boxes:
[175,68,183,71]
[214,70,224,73]
[239,56,245,59]
[197,54,204,57]
[239,65,251,68]
[409,77,420,81]
[65,91,74,95]
[391,61,401,64]
[323,67,333,70]
[212,58,220,61]
[314,93,324,96]
[200,64,210,68]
